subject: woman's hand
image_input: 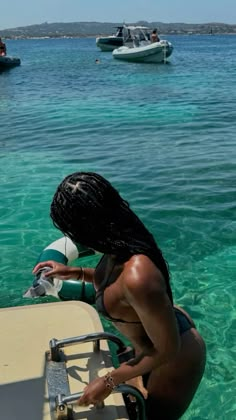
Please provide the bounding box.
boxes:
[78,377,112,407]
[32,260,79,280]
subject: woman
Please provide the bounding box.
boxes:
[33,172,206,420]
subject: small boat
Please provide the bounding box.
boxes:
[96,26,131,51]
[113,25,173,63]
[0,55,21,70]
[0,301,146,419]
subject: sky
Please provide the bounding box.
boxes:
[1,0,236,29]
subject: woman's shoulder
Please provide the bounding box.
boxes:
[123,254,166,293]
[126,253,162,271]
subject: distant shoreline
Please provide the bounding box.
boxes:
[1,21,236,39]
[4,33,236,40]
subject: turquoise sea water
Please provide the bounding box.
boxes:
[1,35,236,419]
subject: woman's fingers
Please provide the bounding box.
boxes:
[78,389,90,406]
[78,399,98,407]
[32,261,54,274]
[32,261,69,278]
[78,396,88,406]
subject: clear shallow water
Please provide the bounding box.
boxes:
[1,35,236,419]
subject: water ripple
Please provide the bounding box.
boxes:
[1,35,236,419]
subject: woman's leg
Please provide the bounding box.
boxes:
[145,328,206,420]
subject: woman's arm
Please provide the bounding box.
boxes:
[111,257,180,383]
[32,260,95,282]
[78,255,181,406]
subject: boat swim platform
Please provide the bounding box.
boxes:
[0,301,135,420]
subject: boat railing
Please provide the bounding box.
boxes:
[49,331,127,362]
[46,331,147,420]
[55,384,146,420]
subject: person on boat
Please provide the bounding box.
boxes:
[0,38,7,56]
[33,172,206,420]
[151,29,160,43]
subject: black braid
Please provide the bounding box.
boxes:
[50,172,173,304]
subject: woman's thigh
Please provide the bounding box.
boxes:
[146,394,184,420]
[145,329,206,420]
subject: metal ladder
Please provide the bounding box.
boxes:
[46,332,147,420]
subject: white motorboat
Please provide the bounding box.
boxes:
[113,26,173,63]
[96,26,125,51]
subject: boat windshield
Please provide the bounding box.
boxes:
[115,26,124,37]
[123,25,151,45]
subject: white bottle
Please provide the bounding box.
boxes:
[23,267,63,298]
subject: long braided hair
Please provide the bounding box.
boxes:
[50,172,173,304]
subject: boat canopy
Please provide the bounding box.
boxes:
[123,25,151,44]
[123,25,150,31]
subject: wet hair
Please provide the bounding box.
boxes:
[50,172,173,303]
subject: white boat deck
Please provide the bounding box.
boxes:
[0,302,129,420]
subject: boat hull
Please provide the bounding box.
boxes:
[0,55,21,70]
[113,41,173,63]
[96,36,123,51]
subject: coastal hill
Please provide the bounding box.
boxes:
[0,21,236,38]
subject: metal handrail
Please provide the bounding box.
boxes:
[49,331,127,361]
[48,332,146,420]
[55,384,146,420]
